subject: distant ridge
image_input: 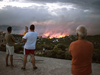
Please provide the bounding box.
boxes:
[0,25,22,33]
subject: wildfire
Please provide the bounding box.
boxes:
[43,32,69,39]
[18,32,70,39]
[44,33,50,37]
[19,33,23,35]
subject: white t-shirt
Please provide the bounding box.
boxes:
[23,31,37,49]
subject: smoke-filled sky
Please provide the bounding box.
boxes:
[0,0,100,37]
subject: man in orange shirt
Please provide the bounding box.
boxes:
[69,25,94,75]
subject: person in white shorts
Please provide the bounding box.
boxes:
[5,26,16,68]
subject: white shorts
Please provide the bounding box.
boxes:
[6,44,14,55]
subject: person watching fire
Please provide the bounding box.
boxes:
[5,26,16,68]
[21,24,37,70]
[69,25,94,75]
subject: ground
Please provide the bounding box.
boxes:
[0,51,100,75]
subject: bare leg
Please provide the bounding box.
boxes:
[6,54,9,67]
[10,55,14,67]
[30,54,36,67]
[23,55,28,68]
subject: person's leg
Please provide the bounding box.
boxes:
[21,48,29,70]
[23,55,28,68]
[29,54,32,62]
[22,48,29,68]
[30,54,36,67]
[10,55,14,67]
[6,54,9,67]
[9,46,14,67]
[6,45,9,67]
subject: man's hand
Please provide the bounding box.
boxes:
[12,37,16,42]
[22,38,27,44]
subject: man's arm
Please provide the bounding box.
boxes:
[11,35,16,42]
[12,37,16,42]
[22,33,27,44]
[69,49,71,55]
[69,44,72,55]
[22,38,27,43]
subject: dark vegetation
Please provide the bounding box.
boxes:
[0,35,100,63]
[34,35,100,63]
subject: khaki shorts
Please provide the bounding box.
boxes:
[6,45,14,55]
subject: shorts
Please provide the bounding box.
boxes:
[6,44,14,55]
[71,73,93,75]
[24,48,35,55]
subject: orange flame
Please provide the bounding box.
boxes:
[43,32,69,39]
[44,33,50,37]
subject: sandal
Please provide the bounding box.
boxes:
[21,67,26,71]
[11,65,16,68]
[33,66,38,70]
[6,64,10,67]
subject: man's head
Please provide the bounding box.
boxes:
[76,25,87,39]
[7,26,12,33]
[30,24,35,31]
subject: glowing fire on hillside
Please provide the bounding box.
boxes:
[18,31,69,39]
[44,32,69,39]
[19,33,24,35]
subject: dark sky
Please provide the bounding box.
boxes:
[0,0,100,37]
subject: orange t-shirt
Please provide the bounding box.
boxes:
[69,40,94,75]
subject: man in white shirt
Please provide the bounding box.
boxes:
[21,25,37,70]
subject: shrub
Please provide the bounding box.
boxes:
[1,44,6,47]
[14,44,23,54]
[36,44,53,50]
[95,49,100,51]
[65,52,72,60]
[51,50,57,58]
[44,50,52,57]
[0,46,6,51]
[56,50,65,59]
[92,49,100,63]
[43,49,66,59]
[43,44,51,50]
[0,44,6,51]
[36,45,43,50]
[53,45,62,51]
[56,43,66,51]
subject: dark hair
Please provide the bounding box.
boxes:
[30,24,35,30]
[7,26,12,32]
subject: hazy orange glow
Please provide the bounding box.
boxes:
[19,32,69,38]
[44,33,50,37]
[19,33,23,35]
[43,32,69,39]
